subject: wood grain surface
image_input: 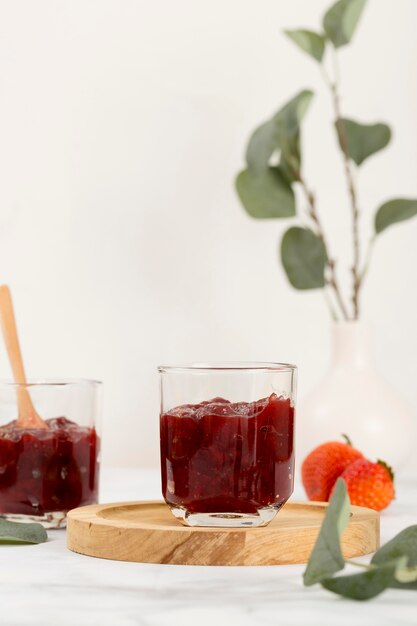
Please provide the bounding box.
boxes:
[66,500,379,566]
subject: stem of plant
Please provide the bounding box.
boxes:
[323,286,338,321]
[298,174,350,321]
[359,235,376,286]
[345,559,372,570]
[327,48,361,320]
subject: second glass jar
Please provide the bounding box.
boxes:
[0,379,102,528]
[159,362,296,527]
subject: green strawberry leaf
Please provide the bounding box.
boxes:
[376,459,394,482]
[341,433,353,446]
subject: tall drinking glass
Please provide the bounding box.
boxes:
[159,362,296,527]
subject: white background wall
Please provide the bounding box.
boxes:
[0,0,416,470]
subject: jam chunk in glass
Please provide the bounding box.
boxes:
[0,417,99,522]
[160,393,294,522]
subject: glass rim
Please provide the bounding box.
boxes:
[0,378,102,388]
[158,361,297,374]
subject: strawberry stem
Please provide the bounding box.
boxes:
[341,433,353,446]
[377,459,394,482]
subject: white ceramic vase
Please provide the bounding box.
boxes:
[297,321,415,472]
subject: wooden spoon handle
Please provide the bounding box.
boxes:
[0,286,28,383]
[0,286,47,428]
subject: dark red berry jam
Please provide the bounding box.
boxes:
[160,394,294,515]
[0,417,99,516]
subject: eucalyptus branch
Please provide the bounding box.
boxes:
[359,235,376,286]
[304,479,417,601]
[324,49,361,320]
[237,2,417,316]
[298,173,350,321]
[323,286,339,322]
[345,559,373,570]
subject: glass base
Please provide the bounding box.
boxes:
[0,511,67,529]
[169,504,285,528]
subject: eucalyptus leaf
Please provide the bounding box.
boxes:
[0,518,47,545]
[274,91,313,177]
[236,167,295,219]
[375,199,417,234]
[336,118,391,166]
[279,133,301,182]
[395,565,417,585]
[321,558,406,601]
[389,577,417,591]
[372,526,417,567]
[284,29,326,62]
[281,227,327,290]
[274,89,314,138]
[372,526,417,590]
[323,0,367,48]
[303,479,350,586]
[246,119,280,175]
[279,134,302,181]
[245,90,313,176]
[275,91,314,180]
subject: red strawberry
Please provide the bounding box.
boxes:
[302,437,363,501]
[338,458,395,511]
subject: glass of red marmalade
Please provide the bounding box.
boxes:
[159,363,296,527]
[0,379,102,528]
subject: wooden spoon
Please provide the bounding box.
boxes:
[0,285,48,429]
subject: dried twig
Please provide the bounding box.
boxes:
[298,174,350,321]
[323,51,361,319]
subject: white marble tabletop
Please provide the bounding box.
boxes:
[0,468,416,626]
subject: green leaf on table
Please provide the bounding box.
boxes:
[321,558,406,600]
[303,479,350,585]
[236,167,295,219]
[0,519,47,545]
[323,0,367,48]
[372,525,417,567]
[394,565,417,587]
[284,30,326,62]
[372,525,417,590]
[281,227,327,290]
[335,118,391,166]
[374,199,417,234]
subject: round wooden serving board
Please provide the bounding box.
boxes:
[66,500,379,566]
